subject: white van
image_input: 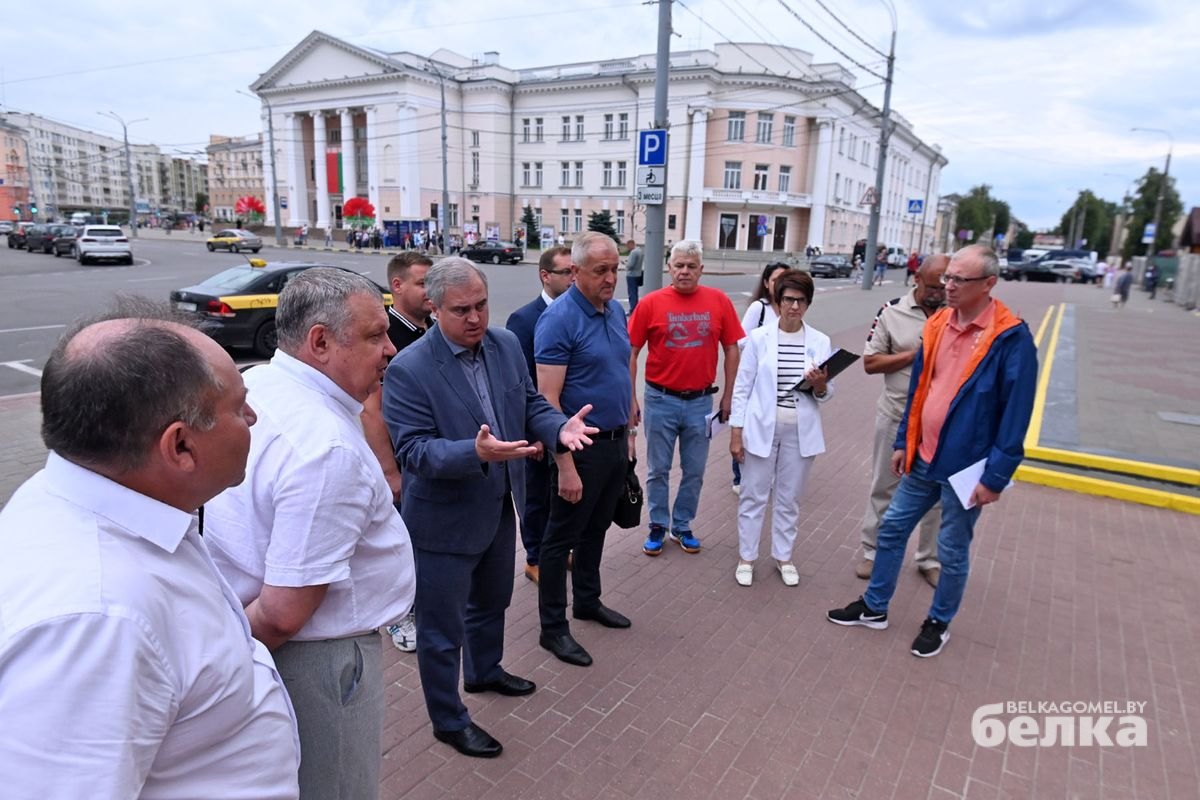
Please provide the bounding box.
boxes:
[70,212,90,226]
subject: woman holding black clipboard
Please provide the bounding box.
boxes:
[728,271,847,588]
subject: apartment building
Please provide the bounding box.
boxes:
[207,134,266,221]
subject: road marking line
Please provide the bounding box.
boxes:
[1,360,43,377]
[1024,302,1064,450]
[0,324,66,335]
[125,276,174,283]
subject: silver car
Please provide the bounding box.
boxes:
[76,225,133,266]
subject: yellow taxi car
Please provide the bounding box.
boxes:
[205,228,263,253]
[169,259,391,357]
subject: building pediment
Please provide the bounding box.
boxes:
[251,30,401,92]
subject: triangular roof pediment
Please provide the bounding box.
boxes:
[251,31,401,91]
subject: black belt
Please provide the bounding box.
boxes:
[646,381,718,401]
[591,426,627,440]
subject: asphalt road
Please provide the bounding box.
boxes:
[0,237,893,398]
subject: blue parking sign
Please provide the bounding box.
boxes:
[638,130,667,166]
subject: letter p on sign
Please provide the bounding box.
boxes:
[638,130,668,166]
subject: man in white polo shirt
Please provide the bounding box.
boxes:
[206,269,416,800]
[0,302,299,798]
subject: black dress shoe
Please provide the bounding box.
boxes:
[573,603,631,629]
[463,670,536,696]
[539,632,593,667]
[433,722,503,758]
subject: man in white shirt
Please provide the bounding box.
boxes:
[0,303,300,799]
[206,268,416,799]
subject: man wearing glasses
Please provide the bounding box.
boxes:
[506,246,575,583]
[855,254,949,585]
[829,244,1036,658]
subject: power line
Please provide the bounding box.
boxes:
[806,0,886,58]
[773,0,884,81]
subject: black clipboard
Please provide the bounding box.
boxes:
[793,348,860,393]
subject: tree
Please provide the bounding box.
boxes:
[1121,167,1183,260]
[1058,190,1120,257]
[521,205,541,249]
[953,184,1010,248]
[1014,228,1035,249]
[587,210,620,244]
[194,192,208,214]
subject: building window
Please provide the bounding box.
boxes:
[574,161,583,187]
[560,161,571,187]
[753,164,769,191]
[575,115,584,141]
[573,208,582,232]
[723,161,742,190]
[561,116,571,142]
[471,152,480,186]
[727,111,745,142]
[779,165,791,194]
[471,130,480,148]
[561,209,569,231]
[534,162,543,187]
[602,161,613,187]
[448,203,459,227]
[838,127,844,155]
[619,112,629,139]
[522,162,531,186]
[668,213,676,230]
[616,209,625,235]
[783,116,796,147]
[756,113,774,144]
[862,141,870,165]
[604,114,614,140]
[535,117,544,142]
[834,171,841,202]
[616,161,627,188]
[522,118,531,143]
[846,177,853,203]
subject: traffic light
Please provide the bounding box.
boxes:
[11,205,18,217]
[29,201,38,215]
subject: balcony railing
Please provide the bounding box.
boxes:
[702,187,812,207]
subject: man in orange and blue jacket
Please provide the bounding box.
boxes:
[828,244,1037,658]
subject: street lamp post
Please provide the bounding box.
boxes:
[1130,127,1173,257]
[862,0,897,290]
[98,111,147,238]
[237,90,285,247]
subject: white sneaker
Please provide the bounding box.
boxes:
[735,563,753,586]
[387,610,417,652]
[732,483,741,496]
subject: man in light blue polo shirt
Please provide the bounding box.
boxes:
[534,231,636,668]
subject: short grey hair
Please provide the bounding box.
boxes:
[41,297,223,472]
[275,268,381,352]
[571,231,618,270]
[669,239,703,263]
[425,257,488,307]
[955,244,1000,278]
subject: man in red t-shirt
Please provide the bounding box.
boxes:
[629,240,744,556]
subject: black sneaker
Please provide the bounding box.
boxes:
[911,617,950,658]
[826,596,888,630]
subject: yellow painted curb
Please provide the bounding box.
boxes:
[1025,302,1064,450]
[1026,445,1200,487]
[1014,465,1200,515]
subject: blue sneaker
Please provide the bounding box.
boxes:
[670,530,701,554]
[643,524,666,556]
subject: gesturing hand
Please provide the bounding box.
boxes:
[558,403,599,452]
[475,425,539,462]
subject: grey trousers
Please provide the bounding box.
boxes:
[860,410,940,569]
[273,632,384,800]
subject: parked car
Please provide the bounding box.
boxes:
[6,221,35,249]
[76,225,133,265]
[170,260,393,358]
[51,226,82,258]
[807,254,852,278]
[462,240,524,264]
[0,221,13,235]
[206,228,263,253]
[885,246,908,267]
[26,223,77,254]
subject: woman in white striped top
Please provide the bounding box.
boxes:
[728,271,835,587]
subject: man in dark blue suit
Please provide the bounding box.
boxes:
[383,258,596,759]
[504,245,574,584]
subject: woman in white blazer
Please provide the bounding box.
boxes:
[729,271,833,587]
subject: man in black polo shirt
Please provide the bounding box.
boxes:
[362,251,433,652]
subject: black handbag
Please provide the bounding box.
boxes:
[612,457,644,529]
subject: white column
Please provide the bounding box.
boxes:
[396,104,420,218]
[365,106,381,221]
[339,108,356,202]
[261,114,275,226]
[684,108,708,242]
[288,113,309,225]
[311,112,330,229]
[808,119,833,249]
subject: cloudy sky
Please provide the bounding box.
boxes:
[1,0,1193,230]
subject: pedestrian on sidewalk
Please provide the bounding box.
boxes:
[624,239,644,312]
[324,227,333,248]
[855,255,949,586]
[1113,264,1133,308]
[729,271,833,588]
[828,245,1037,658]
[874,246,888,286]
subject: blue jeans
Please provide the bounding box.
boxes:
[644,385,712,533]
[863,458,981,624]
[627,275,641,311]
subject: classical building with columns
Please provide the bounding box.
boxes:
[248,31,946,253]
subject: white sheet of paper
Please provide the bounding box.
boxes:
[948,457,987,509]
[705,410,728,439]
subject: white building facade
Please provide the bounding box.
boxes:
[251,32,945,253]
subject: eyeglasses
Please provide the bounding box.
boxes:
[779,295,809,306]
[940,273,989,286]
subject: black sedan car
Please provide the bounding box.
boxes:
[808,254,852,278]
[462,240,524,264]
[27,224,79,255]
[170,260,392,357]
